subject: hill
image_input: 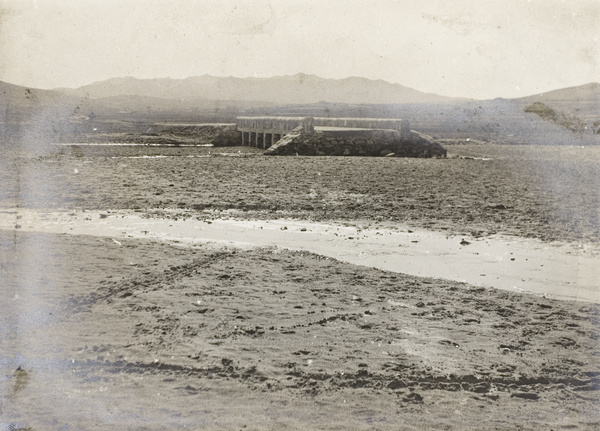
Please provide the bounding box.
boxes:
[1,80,72,106]
[0,80,90,121]
[0,81,95,146]
[517,82,600,120]
[519,82,600,104]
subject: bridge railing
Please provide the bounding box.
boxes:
[236,116,410,135]
[236,116,314,134]
[313,117,410,134]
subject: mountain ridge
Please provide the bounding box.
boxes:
[6,75,598,107]
[55,74,459,105]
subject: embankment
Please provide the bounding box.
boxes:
[264,127,446,157]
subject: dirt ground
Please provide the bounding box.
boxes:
[1,142,599,430]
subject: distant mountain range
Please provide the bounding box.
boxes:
[3,74,598,111]
[55,74,457,105]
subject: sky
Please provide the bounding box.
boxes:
[0,0,598,99]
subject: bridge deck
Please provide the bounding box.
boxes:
[315,126,394,132]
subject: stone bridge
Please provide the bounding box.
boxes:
[236,116,315,148]
[235,116,411,149]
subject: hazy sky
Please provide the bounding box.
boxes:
[0,0,598,99]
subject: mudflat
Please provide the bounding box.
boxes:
[1,143,599,430]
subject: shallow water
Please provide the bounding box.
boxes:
[1,209,597,303]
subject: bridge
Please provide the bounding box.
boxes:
[235,116,410,149]
[236,116,314,148]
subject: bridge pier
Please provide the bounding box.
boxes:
[263,133,281,149]
[255,132,265,148]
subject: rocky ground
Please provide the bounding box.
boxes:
[1,141,599,430]
[2,142,599,243]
